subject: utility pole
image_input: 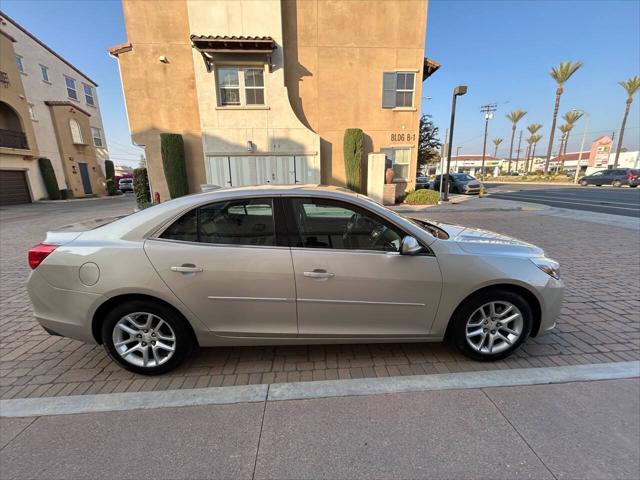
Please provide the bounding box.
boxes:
[515,130,523,172]
[610,130,616,167]
[480,103,497,180]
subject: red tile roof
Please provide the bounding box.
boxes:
[44,101,91,117]
[108,42,132,57]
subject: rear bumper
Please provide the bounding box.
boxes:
[26,270,103,344]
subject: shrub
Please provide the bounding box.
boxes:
[160,133,189,198]
[343,128,364,193]
[133,167,151,208]
[104,160,117,196]
[404,189,440,205]
[38,157,61,200]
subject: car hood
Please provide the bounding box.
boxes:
[433,221,544,257]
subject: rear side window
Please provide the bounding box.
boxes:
[160,198,275,246]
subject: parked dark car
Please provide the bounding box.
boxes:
[415,175,430,190]
[433,173,482,194]
[118,178,134,193]
[579,168,639,187]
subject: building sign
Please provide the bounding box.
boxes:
[390,132,417,143]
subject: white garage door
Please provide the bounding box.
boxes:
[206,155,319,187]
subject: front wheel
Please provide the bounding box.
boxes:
[612,180,622,187]
[450,290,533,361]
[580,180,588,186]
[101,300,195,375]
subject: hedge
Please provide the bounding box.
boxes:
[404,189,440,205]
[133,167,151,208]
[38,157,61,200]
[160,133,189,198]
[343,128,364,193]
[104,159,117,196]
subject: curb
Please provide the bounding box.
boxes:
[2,361,637,418]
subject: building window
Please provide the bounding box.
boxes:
[83,84,95,106]
[65,76,78,100]
[69,119,84,144]
[382,148,411,181]
[15,55,24,74]
[91,127,103,147]
[40,65,49,82]
[28,103,37,121]
[217,67,265,107]
[382,72,415,108]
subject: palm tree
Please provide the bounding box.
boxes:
[530,134,544,173]
[525,124,542,173]
[524,136,534,173]
[613,76,640,168]
[505,110,527,173]
[544,61,583,173]
[561,110,584,155]
[492,137,503,160]
[557,123,572,166]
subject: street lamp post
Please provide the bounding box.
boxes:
[573,110,590,184]
[443,85,468,201]
[479,104,497,181]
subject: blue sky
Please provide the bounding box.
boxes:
[2,0,639,164]
[424,0,640,156]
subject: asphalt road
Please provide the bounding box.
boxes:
[485,183,640,217]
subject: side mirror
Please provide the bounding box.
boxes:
[400,236,424,255]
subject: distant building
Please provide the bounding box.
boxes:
[0,11,109,204]
[109,0,436,200]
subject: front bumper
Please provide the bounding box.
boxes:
[535,277,564,336]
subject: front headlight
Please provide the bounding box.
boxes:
[530,257,561,280]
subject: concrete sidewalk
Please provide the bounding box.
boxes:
[2,377,638,480]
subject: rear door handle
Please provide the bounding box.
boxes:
[171,264,203,274]
[304,269,335,279]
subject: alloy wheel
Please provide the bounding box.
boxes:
[465,301,524,355]
[112,312,177,368]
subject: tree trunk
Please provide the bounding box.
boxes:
[532,143,538,172]
[559,134,566,169]
[494,145,499,160]
[524,144,531,173]
[545,87,563,173]
[614,98,632,168]
[507,125,516,174]
[563,130,571,156]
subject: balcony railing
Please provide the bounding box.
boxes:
[0,71,9,88]
[0,129,28,149]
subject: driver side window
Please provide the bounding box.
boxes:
[288,198,404,252]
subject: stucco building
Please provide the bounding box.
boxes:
[0,12,109,204]
[110,0,434,200]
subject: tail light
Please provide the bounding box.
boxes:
[28,243,57,269]
[627,172,637,180]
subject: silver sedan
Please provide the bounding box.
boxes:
[27,186,563,374]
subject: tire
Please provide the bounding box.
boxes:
[450,289,533,361]
[101,299,195,375]
[631,185,638,188]
[612,180,622,188]
[580,180,588,186]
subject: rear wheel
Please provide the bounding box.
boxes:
[101,300,195,375]
[450,289,533,361]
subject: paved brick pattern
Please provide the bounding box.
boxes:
[1,197,638,399]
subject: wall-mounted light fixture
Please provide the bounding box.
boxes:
[159,56,169,63]
[247,141,254,152]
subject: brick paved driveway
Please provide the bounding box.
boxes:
[1,196,639,399]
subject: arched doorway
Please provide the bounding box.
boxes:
[0,101,28,149]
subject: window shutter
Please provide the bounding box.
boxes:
[382,72,396,108]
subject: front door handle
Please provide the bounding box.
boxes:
[304,269,335,279]
[171,264,203,274]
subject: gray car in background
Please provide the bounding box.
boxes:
[433,173,482,194]
[27,186,563,374]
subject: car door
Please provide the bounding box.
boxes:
[284,196,442,337]
[144,197,297,336]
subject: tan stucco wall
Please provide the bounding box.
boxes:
[282,0,427,190]
[47,104,106,197]
[0,30,47,199]
[116,0,205,200]
[187,0,320,166]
